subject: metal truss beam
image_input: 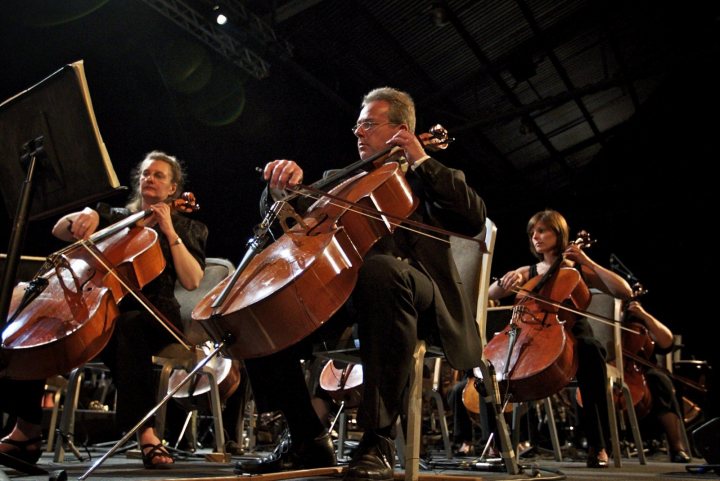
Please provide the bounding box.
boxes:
[139,0,271,79]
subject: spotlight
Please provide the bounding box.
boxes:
[212,5,227,25]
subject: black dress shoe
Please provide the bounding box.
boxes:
[234,431,336,474]
[670,449,691,463]
[344,431,396,481]
[286,432,337,469]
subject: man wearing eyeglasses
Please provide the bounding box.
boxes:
[239,87,487,481]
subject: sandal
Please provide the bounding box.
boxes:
[0,437,43,465]
[141,443,174,469]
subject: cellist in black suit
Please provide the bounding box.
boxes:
[238,87,487,481]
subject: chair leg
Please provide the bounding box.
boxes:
[425,389,452,459]
[426,357,451,459]
[605,376,622,467]
[54,367,85,463]
[45,379,65,453]
[511,403,526,450]
[476,359,520,475]
[404,340,427,481]
[245,399,257,451]
[154,361,175,440]
[621,383,646,465]
[680,414,692,459]
[542,397,563,461]
[337,410,348,460]
[395,417,406,468]
[204,370,227,457]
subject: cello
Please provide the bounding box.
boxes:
[612,283,654,418]
[0,194,198,380]
[482,232,593,402]
[192,126,482,360]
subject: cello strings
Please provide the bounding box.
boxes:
[290,188,456,247]
[505,283,638,334]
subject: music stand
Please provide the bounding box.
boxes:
[0,60,122,474]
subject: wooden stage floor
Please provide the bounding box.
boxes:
[1,447,714,481]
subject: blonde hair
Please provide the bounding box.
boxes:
[126,151,185,212]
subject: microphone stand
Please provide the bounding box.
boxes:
[210,200,284,310]
[609,253,638,284]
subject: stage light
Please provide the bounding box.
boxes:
[212,5,227,25]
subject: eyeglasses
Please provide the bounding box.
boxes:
[351,120,398,134]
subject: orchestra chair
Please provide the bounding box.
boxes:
[574,289,646,466]
[52,362,115,462]
[404,218,520,478]
[315,217,519,479]
[52,257,235,463]
[153,256,236,460]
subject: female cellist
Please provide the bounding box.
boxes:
[50,150,205,468]
[488,209,632,468]
[235,87,487,481]
[2,150,204,467]
[623,300,691,462]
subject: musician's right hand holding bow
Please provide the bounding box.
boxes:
[263,159,304,191]
[625,300,674,349]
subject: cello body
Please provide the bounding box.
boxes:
[483,267,590,402]
[193,162,417,359]
[1,226,164,380]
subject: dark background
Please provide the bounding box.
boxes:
[1,1,717,416]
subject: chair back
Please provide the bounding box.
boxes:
[174,257,235,345]
[582,288,623,366]
[449,217,497,348]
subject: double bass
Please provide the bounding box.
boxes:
[0,194,198,380]
[482,232,593,402]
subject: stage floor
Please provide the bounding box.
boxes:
[1,447,713,481]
